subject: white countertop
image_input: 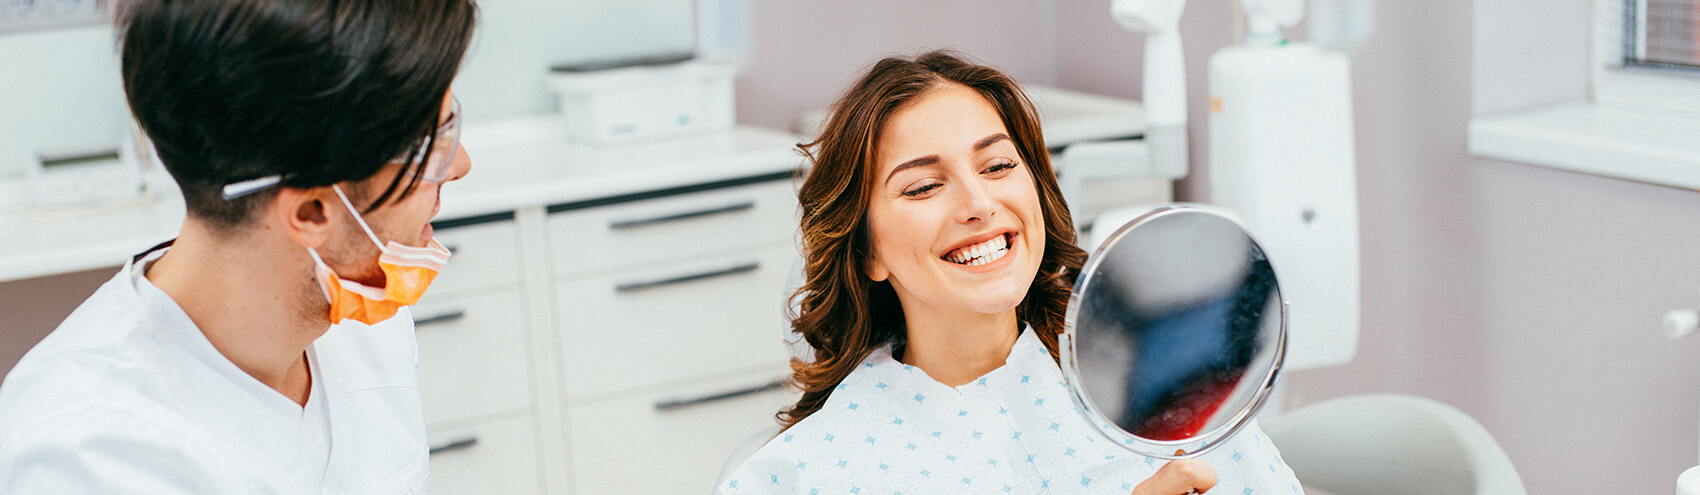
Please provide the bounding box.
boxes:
[1022,85,1146,146]
[0,120,805,283]
[0,183,186,284]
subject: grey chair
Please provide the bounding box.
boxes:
[1263,394,1527,495]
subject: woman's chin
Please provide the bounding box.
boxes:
[953,266,1041,314]
[957,288,1029,315]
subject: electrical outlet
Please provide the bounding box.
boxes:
[1,0,108,34]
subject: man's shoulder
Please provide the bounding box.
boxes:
[0,271,189,438]
[0,398,247,493]
[11,268,155,368]
[0,348,188,442]
[0,370,220,481]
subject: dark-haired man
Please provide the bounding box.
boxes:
[0,0,476,492]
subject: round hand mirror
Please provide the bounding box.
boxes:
[1060,205,1286,459]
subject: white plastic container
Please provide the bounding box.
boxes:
[546,62,736,144]
[1680,465,1700,495]
[1208,42,1360,371]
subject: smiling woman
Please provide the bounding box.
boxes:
[861,82,1053,387]
[718,51,1301,495]
[781,50,1083,427]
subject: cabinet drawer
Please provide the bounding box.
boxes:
[413,291,532,427]
[428,219,522,297]
[546,179,797,277]
[555,246,796,400]
[566,372,797,495]
[426,415,543,495]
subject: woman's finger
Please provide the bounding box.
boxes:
[1131,458,1218,495]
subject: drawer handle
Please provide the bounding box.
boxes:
[413,309,466,327]
[608,201,756,230]
[614,262,759,293]
[653,377,786,411]
[428,436,479,455]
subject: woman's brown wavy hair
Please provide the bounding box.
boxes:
[779,50,1087,429]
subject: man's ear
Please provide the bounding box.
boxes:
[273,187,332,250]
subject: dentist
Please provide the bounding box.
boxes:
[0,0,476,492]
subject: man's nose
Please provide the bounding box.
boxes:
[445,147,471,182]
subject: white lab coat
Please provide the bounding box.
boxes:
[722,327,1301,494]
[0,245,430,494]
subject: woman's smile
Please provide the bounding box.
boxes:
[943,231,1016,268]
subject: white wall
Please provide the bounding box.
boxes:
[0,26,128,180]
[453,0,698,124]
[0,1,702,180]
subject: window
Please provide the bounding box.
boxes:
[1595,0,1700,117]
[1623,0,1700,70]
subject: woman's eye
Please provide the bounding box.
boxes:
[984,161,1018,175]
[902,183,941,197]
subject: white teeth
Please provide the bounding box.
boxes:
[945,234,1011,266]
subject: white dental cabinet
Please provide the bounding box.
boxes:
[0,87,1166,495]
[409,119,807,494]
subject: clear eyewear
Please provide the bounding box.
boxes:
[221,96,462,200]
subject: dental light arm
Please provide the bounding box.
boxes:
[1111,0,1189,176]
[1103,0,1307,179]
[1242,0,1304,46]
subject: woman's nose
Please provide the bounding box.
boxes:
[954,177,997,224]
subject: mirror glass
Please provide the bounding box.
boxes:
[1060,205,1286,459]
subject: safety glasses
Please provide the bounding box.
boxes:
[406,95,462,185]
[222,96,462,200]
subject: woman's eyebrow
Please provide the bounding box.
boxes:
[885,155,939,185]
[884,133,1012,185]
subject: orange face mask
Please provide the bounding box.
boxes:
[307,184,452,326]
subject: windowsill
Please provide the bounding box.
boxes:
[1467,101,1700,190]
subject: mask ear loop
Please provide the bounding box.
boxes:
[331,184,388,250]
[303,247,336,302]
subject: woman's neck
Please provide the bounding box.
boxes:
[899,308,1020,387]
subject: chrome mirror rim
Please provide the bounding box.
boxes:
[1059,204,1289,460]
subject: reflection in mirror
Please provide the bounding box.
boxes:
[1063,205,1285,459]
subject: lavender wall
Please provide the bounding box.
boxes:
[0,268,112,374]
[1286,0,1700,492]
[1469,0,1700,491]
[733,0,1055,132]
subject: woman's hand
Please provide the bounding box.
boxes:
[1131,458,1217,495]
